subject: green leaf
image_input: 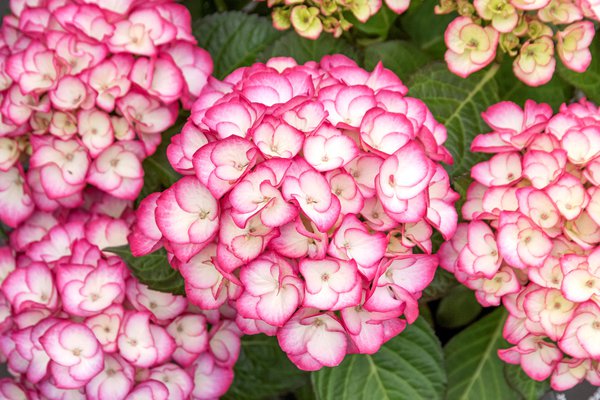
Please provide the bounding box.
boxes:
[444,308,517,400]
[421,268,459,302]
[294,384,318,400]
[408,63,500,178]
[436,285,482,329]
[143,154,179,188]
[0,3,9,18]
[557,39,600,103]
[400,0,454,58]
[224,335,310,400]
[0,222,8,245]
[260,31,359,65]
[504,364,551,400]
[419,303,434,326]
[194,11,282,79]
[105,246,185,295]
[137,119,184,206]
[347,4,399,39]
[181,0,217,18]
[496,58,573,111]
[312,317,446,400]
[364,40,433,80]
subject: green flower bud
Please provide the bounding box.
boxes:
[499,33,520,56]
[457,0,476,16]
[272,7,292,30]
[434,0,457,14]
[316,0,338,15]
[509,15,525,36]
[527,18,551,39]
[290,5,324,39]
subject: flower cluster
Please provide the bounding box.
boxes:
[0,191,240,399]
[130,55,459,370]
[264,0,411,39]
[436,0,597,86]
[0,0,213,229]
[440,99,600,390]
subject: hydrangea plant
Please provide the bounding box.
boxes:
[0,0,597,398]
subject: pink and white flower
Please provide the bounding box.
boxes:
[85,354,135,400]
[126,380,169,400]
[155,177,219,247]
[40,321,104,388]
[498,335,563,381]
[376,142,435,221]
[128,192,163,256]
[277,308,348,370]
[148,363,193,400]
[179,243,242,310]
[188,353,233,400]
[304,124,359,170]
[208,320,241,368]
[29,137,90,200]
[328,214,387,279]
[192,135,259,199]
[300,258,362,311]
[7,41,59,94]
[167,314,208,367]
[2,261,58,313]
[56,260,126,317]
[126,279,187,322]
[84,304,124,353]
[556,21,595,73]
[237,252,304,327]
[282,166,341,232]
[0,166,34,227]
[117,311,175,369]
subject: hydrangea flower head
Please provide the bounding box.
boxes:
[130,55,458,370]
[0,190,239,398]
[440,98,600,390]
[437,0,598,86]
[0,0,213,228]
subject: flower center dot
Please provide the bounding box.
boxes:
[586,279,595,288]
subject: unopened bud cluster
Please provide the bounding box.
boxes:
[264,0,411,39]
[437,0,597,86]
